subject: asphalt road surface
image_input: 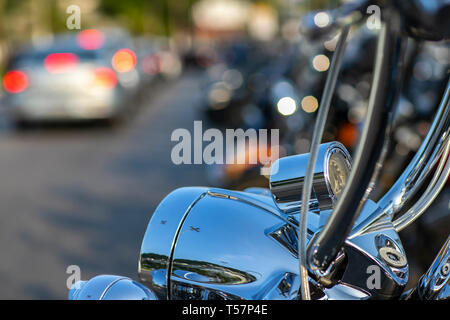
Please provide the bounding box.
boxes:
[0,72,211,299]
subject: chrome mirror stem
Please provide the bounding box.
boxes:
[298,25,350,300]
[307,11,405,276]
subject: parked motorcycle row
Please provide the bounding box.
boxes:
[199,26,449,195]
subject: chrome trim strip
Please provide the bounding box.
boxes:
[167,192,207,300]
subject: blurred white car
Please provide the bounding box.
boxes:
[2,29,139,126]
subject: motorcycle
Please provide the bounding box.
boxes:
[68,0,450,300]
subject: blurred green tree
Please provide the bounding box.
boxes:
[99,0,198,36]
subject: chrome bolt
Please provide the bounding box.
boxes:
[441,263,450,276]
[379,247,407,268]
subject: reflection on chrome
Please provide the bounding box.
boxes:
[413,237,450,300]
[135,179,408,300]
[356,80,449,235]
[172,259,257,285]
[393,140,449,231]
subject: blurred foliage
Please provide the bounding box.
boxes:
[99,0,197,35]
[0,0,346,37]
[296,0,341,10]
[0,0,347,52]
[0,0,199,38]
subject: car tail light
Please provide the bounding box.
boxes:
[142,54,161,75]
[77,29,104,50]
[93,67,117,89]
[44,53,79,74]
[3,70,28,94]
[112,48,136,73]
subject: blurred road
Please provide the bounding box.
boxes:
[0,71,210,299]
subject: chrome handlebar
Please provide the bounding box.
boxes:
[380,82,450,230]
[393,141,449,232]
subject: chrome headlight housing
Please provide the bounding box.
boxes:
[269,141,351,213]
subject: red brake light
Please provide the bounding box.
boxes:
[3,70,28,94]
[93,67,117,89]
[77,29,104,50]
[44,53,79,74]
[112,49,137,73]
[142,54,161,75]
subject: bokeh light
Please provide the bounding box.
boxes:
[77,29,104,50]
[44,53,79,74]
[314,12,330,28]
[142,55,162,75]
[112,48,137,73]
[277,96,297,116]
[312,54,330,72]
[301,95,319,113]
[3,70,28,94]
[93,67,117,89]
